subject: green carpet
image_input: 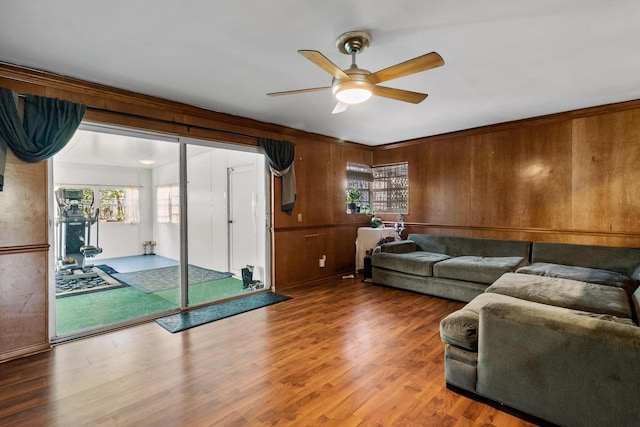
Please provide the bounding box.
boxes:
[156,292,291,333]
[155,277,250,305]
[56,287,177,335]
[56,277,246,335]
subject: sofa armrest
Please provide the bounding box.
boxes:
[632,264,640,282]
[477,300,640,427]
[374,240,417,254]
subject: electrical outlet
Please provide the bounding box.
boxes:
[297,213,303,222]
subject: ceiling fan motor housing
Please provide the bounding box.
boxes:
[336,31,372,55]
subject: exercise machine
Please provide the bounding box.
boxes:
[55,188,102,278]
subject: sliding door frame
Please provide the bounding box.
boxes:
[48,124,272,342]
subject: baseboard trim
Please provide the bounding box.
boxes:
[0,342,51,363]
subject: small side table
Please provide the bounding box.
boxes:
[355,227,399,272]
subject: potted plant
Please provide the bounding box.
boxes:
[347,187,362,213]
[360,204,374,216]
[361,204,383,228]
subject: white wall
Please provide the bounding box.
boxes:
[53,162,153,260]
[152,161,180,261]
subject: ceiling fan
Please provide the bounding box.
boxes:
[267,30,444,114]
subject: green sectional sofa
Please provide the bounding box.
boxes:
[441,273,640,426]
[372,234,640,425]
[438,242,640,427]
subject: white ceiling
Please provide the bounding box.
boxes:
[54,128,181,169]
[2,1,640,146]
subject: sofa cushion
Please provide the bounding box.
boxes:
[516,262,638,294]
[433,256,527,284]
[487,273,633,320]
[371,251,450,277]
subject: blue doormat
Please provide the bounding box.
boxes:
[155,292,291,333]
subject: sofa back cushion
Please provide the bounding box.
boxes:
[407,234,531,259]
[378,240,417,254]
[531,242,640,277]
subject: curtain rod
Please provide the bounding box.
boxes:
[88,105,302,146]
[13,91,260,142]
[14,90,299,146]
[88,104,262,143]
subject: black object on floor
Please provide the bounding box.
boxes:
[155,292,292,333]
[363,257,372,279]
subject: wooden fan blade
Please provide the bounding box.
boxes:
[368,52,444,84]
[332,101,349,114]
[372,86,428,104]
[267,86,331,97]
[298,50,350,80]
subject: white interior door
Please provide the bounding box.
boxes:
[228,164,258,276]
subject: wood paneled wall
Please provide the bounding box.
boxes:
[0,150,50,361]
[373,102,640,247]
[272,141,372,285]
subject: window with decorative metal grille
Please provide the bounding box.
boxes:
[371,162,409,214]
[346,162,372,214]
[346,162,408,214]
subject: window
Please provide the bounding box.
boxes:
[55,186,139,223]
[371,162,409,214]
[99,188,126,222]
[99,187,140,223]
[345,162,409,214]
[157,184,180,224]
[346,162,372,214]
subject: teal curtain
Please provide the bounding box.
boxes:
[0,87,86,191]
[259,137,296,214]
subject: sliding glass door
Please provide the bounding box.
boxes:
[50,126,270,340]
[185,142,268,307]
[52,125,181,338]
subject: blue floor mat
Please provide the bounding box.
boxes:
[156,292,291,333]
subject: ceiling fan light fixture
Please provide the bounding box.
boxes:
[333,80,373,104]
[335,88,372,104]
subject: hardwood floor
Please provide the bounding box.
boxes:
[0,277,544,426]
